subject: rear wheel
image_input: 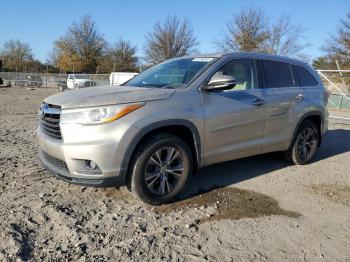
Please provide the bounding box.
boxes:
[283,120,319,165]
[130,133,192,205]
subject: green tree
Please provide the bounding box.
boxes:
[312,56,336,70]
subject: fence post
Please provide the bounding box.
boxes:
[339,95,343,110]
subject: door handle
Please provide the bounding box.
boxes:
[296,94,304,100]
[252,98,265,106]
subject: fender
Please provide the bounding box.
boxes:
[289,111,325,148]
[119,119,202,182]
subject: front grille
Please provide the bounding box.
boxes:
[39,103,62,140]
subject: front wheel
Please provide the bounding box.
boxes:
[283,120,320,165]
[130,133,193,205]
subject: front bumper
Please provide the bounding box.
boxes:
[39,149,124,187]
[37,121,140,187]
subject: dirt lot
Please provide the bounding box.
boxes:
[0,87,350,261]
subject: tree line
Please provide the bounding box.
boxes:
[0,7,349,74]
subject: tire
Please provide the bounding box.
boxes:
[129,133,193,205]
[283,120,320,165]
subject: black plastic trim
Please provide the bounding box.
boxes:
[289,111,325,149]
[119,119,201,183]
[39,149,124,187]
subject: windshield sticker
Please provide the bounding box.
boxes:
[192,57,214,62]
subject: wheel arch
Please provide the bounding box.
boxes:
[289,111,324,148]
[120,119,201,184]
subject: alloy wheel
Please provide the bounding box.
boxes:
[144,147,184,196]
[297,128,318,162]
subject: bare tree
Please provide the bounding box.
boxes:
[53,15,106,73]
[216,7,268,52]
[144,15,198,64]
[1,39,33,71]
[103,39,138,72]
[262,16,309,58]
[216,7,309,59]
[312,13,350,71]
[324,13,350,64]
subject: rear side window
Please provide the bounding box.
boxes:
[295,65,318,86]
[261,60,294,88]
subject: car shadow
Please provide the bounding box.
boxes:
[178,128,350,200]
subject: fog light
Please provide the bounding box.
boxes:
[87,160,97,170]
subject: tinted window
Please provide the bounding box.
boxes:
[295,66,318,86]
[261,60,294,88]
[213,59,257,91]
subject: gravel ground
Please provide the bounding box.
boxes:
[0,87,349,261]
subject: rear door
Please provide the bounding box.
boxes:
[202,59,267,165]
[293,65,322,107]
[258,60,304,153]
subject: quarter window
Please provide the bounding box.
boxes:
[261,60,294,88]
[295,65,318,86]
[213,59,257,91]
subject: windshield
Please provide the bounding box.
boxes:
[124,57,216,88]
[74,74,90,79]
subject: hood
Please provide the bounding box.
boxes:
[44,85,176,109]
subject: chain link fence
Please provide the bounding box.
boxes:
[0,72,110,90]
[1,70,349,110]
[317,70,350,110]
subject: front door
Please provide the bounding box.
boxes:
[202,59,266,165]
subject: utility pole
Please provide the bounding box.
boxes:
[45,63,48,88]
[139,57,143,72]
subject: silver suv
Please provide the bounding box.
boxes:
[37,53,328,204]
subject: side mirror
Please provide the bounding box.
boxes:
[202,74,236,91]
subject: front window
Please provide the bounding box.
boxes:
[212,59,258,91]
[124,57,216,89]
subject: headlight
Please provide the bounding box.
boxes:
[61,102,145,125]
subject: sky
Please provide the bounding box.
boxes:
[0,0,349,63]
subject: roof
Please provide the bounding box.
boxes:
[187,52,309,67]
